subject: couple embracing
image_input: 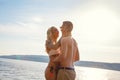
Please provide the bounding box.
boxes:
[45,21,80,80]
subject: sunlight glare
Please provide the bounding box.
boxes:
[79,7,119,44]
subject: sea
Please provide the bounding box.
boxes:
[0,55,120,80]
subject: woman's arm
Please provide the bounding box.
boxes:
[46,38,61,50]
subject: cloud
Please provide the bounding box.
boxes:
[0,15,47,42]
[0,15,46,54]
[0,15,43,34]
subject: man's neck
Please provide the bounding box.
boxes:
[62,32,72,37]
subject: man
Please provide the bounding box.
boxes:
[46,21,80,80]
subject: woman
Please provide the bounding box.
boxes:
[45,26,60,80]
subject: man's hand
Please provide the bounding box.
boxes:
[53,56,60,64]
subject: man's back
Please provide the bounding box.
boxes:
[60,36,79,67]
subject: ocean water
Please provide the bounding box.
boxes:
[0,58,46,80]
[0,58,120,80]
[75,45,120,63]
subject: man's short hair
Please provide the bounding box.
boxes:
[63,21,73,32]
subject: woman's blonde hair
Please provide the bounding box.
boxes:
[46,26,59,53]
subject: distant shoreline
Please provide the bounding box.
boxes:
[0,55,120,71]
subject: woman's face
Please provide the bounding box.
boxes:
[52,28,59,39]
[48,27,59,41]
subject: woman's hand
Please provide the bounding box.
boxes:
[45,40,52,53]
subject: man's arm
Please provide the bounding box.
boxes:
[74,47,80,62]
[74,40,80,62]
[46,38,61,50]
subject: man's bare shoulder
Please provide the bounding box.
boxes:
[61,36,72,43]
[62,36,72,40]
[72,38,77,44]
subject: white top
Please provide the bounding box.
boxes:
[48,49,60,56]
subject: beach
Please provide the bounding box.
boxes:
[0,57,120,80]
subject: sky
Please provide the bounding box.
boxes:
[0,0,120,61]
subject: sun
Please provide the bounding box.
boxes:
[76,7,119,45]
